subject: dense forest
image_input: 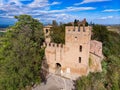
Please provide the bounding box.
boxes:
[0,15,120,90]
[0,15,45,90]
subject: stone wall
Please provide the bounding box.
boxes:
[89,40,104,72]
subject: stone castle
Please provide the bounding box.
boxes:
[43,19,103,80]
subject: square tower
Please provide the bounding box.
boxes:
[64,25,91,76]
[43,25,52,43]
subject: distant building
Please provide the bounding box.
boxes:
[43,19,103,80]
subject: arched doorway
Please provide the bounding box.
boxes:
[55,63,61,75]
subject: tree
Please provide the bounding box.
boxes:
[76,72,106,90]
[50,22,65,44]
[0,15,44,90]
[92,25,109,45]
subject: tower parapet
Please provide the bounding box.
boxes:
[65,26,91,34]
[43,25,52,43]
[65,19,91,45]
[43,42,64,48]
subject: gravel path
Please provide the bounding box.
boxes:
[32,73,75,90]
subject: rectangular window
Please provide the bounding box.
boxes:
[80,45,82,52]
[79,57,81,63]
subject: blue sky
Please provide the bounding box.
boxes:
[0,0,120,25]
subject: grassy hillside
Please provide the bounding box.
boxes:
[107,25,120,34]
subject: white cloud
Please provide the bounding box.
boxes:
[74,0,111,5]
[38,13,82,23]
[26,6,95,23]
[0,14,14,18]
[99,16,113,20]
[39,7,95,13]
[4,0,22,5]
[0,0,4,5]
[65,7,95,12]
[102,9,120,12]
[25,6,95,23]
[51,1,61,5]
[0,0,95,23]
[27,0,61,8]
[19,0,31,1]
[27,0,48,8]
[21,6,95,17]
[0,0,61,17]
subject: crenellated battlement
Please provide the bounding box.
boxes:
[65,26,91,33]
[43,42,64,48]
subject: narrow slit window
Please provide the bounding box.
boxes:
[79,57,81,63]
[78,27,80,32]
[80,45,82,52]
[83,27,85,32]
